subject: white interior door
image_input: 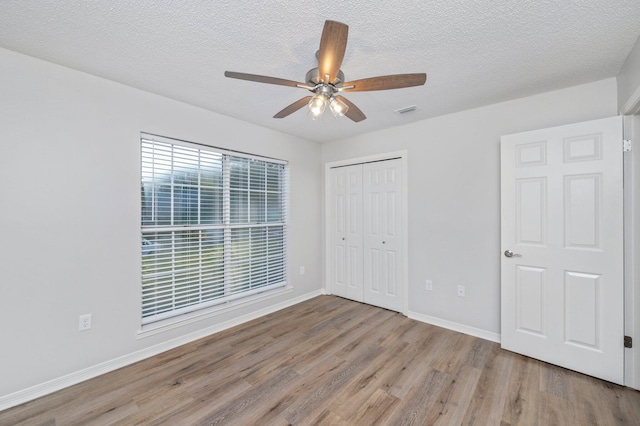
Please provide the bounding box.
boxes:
[363,159,403,312]
[329,164,363,302]
[501,116,624,384]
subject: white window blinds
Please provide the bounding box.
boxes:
[141,134,288,325]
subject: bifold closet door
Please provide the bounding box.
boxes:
[329,158,404,312]
[329,164,364,302]
[363,159,403,312]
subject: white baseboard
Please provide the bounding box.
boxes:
[0,289,325,412]
[407,311,501,343]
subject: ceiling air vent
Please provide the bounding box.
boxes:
[394,105,419,115]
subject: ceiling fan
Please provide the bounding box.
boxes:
[224,20,427,122]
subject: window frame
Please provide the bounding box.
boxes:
[140,133,289,330]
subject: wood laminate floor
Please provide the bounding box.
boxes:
[1,296,639,425]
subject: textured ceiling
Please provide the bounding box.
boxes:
[1,1,640,143]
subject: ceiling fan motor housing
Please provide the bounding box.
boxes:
[305,67,345,87]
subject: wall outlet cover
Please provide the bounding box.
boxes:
[79,314,92,331]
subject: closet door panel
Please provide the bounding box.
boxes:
[329,165,363,302]
[363,159,403,311]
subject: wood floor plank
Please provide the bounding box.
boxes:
[561,372,630,425]
[192,368,301,426]
[464,335,496,369]
[309,408,350,426]
[226,355,346,425]
[461,344,514,425]
[1,295,639,425]
[288,305,387,375]
[386,368,451,425]
[541,362,573,399]
[376,316,420,348]
[349,388,400,425]
[501,354,541,425]
[424,364,482,426]
[536,391,600,426]
[387,324,453,400]
[283,343,384,424]
[77,399,139,426]
[376,339,427,398]
[329,340,410,421]
[428,331,476,374]
[331,310,398,361]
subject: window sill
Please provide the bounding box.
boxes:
[136,285,293,339]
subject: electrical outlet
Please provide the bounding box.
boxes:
[79,314,92,331]
[457,285,466,297]
[300,266,305,275]
[425,280,433,291]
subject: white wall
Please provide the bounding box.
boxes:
[321,78,618,336]
[618,34,640,112]
[0,47,323,403]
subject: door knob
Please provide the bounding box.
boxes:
[504,250,522,258]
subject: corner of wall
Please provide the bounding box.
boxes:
[618,34,640,114]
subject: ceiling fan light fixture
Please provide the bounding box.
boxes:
[308,93,327,118]
[329,96,348,117]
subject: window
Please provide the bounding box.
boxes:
[140,134,288,325]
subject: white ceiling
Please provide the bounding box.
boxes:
[1,1,639,143]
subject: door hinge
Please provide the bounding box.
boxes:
[623,139,632,152]
[624,335,633,348]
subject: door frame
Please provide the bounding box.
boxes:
[324,150,409,315]
[621,84,640,390]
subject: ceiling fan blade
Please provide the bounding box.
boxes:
[224,71,305,88]
[336,95,366,122]
[274,96,312,118]
[343,73,427,92]
[317,20,349,84]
